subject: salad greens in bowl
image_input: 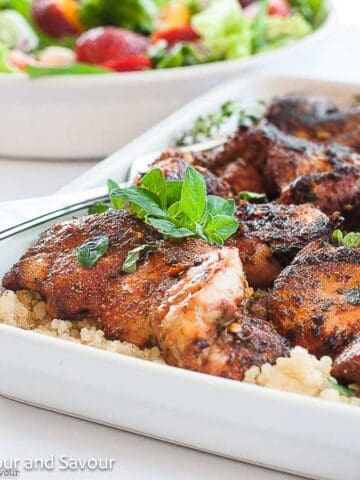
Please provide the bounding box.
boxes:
[0,0,330,77]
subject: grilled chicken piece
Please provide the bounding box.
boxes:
[268,241,360,359]
[3,210,164,346]
[3,209,288,380]
[210,121,360,223]
[219,159,267,195]
[150,249,289,379]
[226,202,331,288]
[279,160,360,227]
[332,338,360,384]
[147,150,232,197]
[266,94,360,152]
[203,125,270,194]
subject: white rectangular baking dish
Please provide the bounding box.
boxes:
[1,75,359,480]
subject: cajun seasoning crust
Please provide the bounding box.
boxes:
[268,241,360,362]
[332,339,360,384]
[201,121,360,221]
[198,316,290,381]
[226,203,331,288]
[3,209,225,347]
[279,163,360,226]
[266,94,360,152]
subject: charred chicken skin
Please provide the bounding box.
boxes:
[268,241,360,383]
[266,94,360,152]
[206,121,360,224]
[3,209,289,380]
[332,338,360,385]
[227,202,331,288]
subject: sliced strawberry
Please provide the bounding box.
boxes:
[150,26,199,46]
[76,27,148,64]
[102,55,151,73]
[268,0,291,17]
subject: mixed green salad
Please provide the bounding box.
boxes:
[0,0,327,77]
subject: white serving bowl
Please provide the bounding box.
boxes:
[0,5,334,160]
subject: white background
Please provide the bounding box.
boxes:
[0,1,359,479]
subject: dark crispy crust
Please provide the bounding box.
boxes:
[208,120,360,225]
[3,209,214,346]
[279,162,360,226]
[200,316,290,380]
[226,202,331,288]
[268,241,360,357]
[332,338,360,384]
[266,94,360,151]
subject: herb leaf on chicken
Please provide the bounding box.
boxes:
[108,166,239,245]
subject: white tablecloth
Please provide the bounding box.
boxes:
[0,2,359,479]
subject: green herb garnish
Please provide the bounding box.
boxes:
[176,101,239,146]
[26,63,111,78]
[176,100,264,146]
[108,166,238,245]
[332,230,360,248]
[239,191,268,203]
[77,234,109,268]
[122,245,157,274]
[328,377,356,398]
[88,202,110,214]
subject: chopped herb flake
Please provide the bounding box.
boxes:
[77,234,109,268]
[122,245,157,274]
[328,377,356,398]
[239,191,268,203]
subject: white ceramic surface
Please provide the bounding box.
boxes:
[0,5,334,160]
[0,220,359,480]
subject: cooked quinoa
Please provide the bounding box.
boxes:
[0,289,359,406]
[0,290,163,363]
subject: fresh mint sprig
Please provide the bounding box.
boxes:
[108,166,238,245]
[332,230,360,248]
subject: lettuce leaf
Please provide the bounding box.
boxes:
[261,12,312,50]
[149,40,207,68]
[0,9,38,51]
[288,0,327,26]
[191,0,252,60]
[79,0,157,34]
